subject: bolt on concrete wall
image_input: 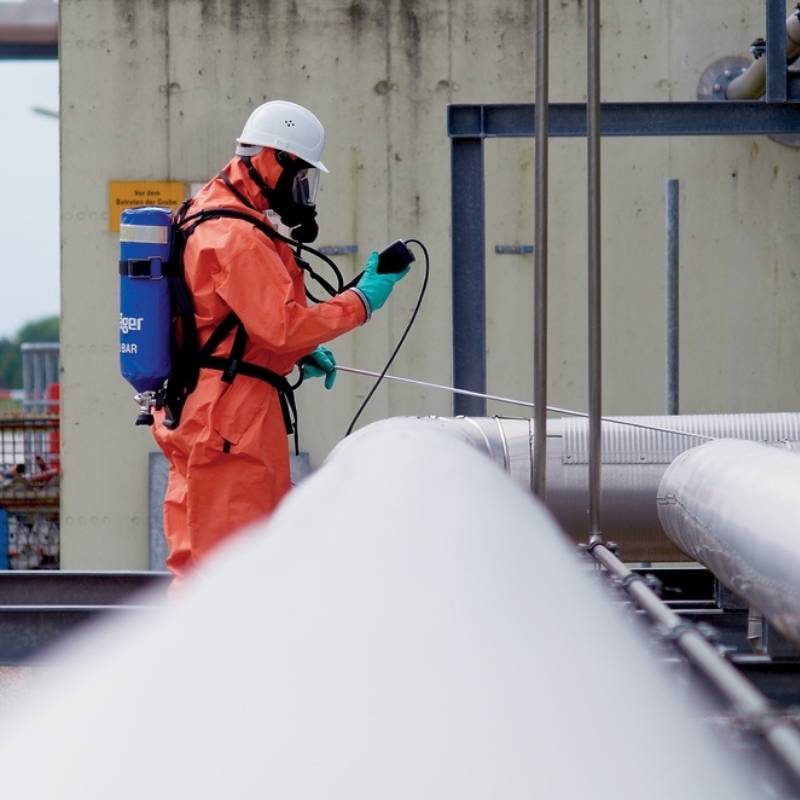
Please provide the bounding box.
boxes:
[61,0,800,567]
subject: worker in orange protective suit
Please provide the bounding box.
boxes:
[152,100,408,583]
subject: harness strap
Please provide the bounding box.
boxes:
[200,354,299,455]
[222,322,248,384]
[193,310,299,451]
[198,311,239,360]
[169,195,344,452]
[238,155,274,202]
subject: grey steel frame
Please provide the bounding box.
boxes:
[0,43,56,59]
[448,100,800,419]
[665,179,679,415]
[448,0,797,414]
[0,0,58,60]
[586,0,602,539]
[766,0,788,104]
[532,0,549,499]
[0,571,169,664]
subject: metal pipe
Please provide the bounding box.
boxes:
[587,0,602,539]
[21,349,32,407]
[33,351,43,409]
[588,540,800,786]
[533,0,549,500]
[418,411,800,562]
[726,7,800,100]
[658,439,800,646]
[665,179,679,415]
[44,348,56,393]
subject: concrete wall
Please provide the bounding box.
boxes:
[60,0,800,567]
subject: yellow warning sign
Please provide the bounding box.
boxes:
[108,181,187,232]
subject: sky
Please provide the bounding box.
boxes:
[0,60,59,339]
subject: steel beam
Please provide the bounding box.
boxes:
[448,102,800,138]
[450,137,487,415]
[0,606,156,665]
[0,571,170,606]
[0,0,57,61]
[733,657,800,707]
[665,179,680,415]
[0,42,56,59]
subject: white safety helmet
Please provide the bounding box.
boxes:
[236,100,328,173]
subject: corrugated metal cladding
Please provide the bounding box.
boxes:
[562,412,800,465]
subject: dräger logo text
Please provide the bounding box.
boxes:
[120,315,144,334]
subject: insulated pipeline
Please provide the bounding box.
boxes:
[336,371,800,560]
[658,440,800,646]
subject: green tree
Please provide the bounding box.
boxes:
[16,316,59,344]
[0,338,19,388]
[0,315,59,389]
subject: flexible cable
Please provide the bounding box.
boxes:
[337,364,714,441]
[345,239,430,436]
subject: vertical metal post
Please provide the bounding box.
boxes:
[532,0,549,499]
[44,349,56,393]
[21,346,32,408]
[766,0,787,104]
[587,0,602,540]
[0,509,8,571]
[665,178,679,416]
[34,352,44,412]
[451,136,487,417]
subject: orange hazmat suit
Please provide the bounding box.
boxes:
[152,149,366,581]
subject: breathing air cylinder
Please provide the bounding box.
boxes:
[119,206,173,424]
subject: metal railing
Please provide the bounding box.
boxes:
[0,415,60,570]
[20,342,59,414]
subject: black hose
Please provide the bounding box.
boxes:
[345,239,430,437]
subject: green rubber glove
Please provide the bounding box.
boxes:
[301,345,337,390]
[354,251,410,315]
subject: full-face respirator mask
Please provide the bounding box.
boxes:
[239,149,321,243]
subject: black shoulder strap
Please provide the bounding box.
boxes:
[180,208,346,304]
[221,321,248,384]
[178,206,276,242]
[197,311,240,361]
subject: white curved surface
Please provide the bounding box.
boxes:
[658,438,800,644]
[0,419,760,797]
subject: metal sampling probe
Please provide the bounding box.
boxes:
[336,365,713,441]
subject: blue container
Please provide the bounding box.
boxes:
[119,206,174,393]
[0,509,8,570]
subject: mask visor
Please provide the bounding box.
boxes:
[292,168,321,207]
